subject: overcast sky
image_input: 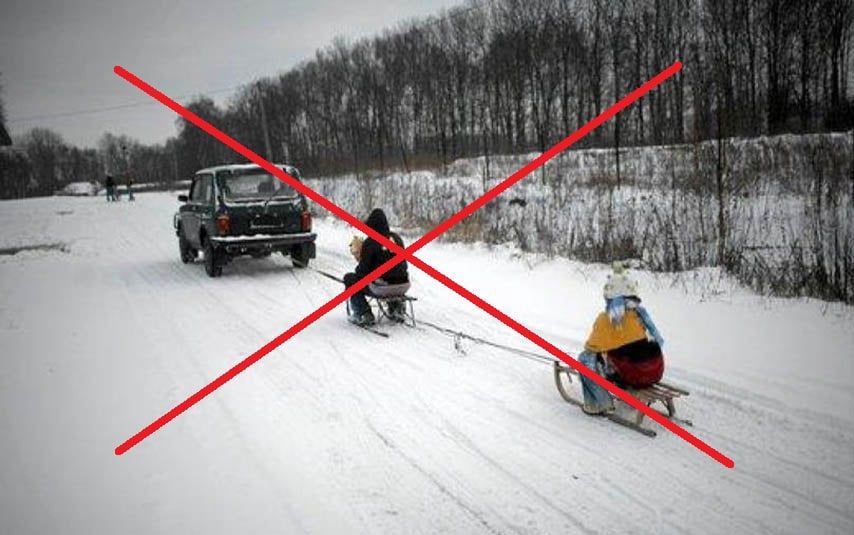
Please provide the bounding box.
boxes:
[1,0,464,148]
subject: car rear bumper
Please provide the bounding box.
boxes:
[210,232,316,253]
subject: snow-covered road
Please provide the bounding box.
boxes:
[1,192,853,534]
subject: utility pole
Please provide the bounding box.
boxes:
[121,144,128,177]
[121,144,134,201]
[257,84,273,162]
[122,144,128,198]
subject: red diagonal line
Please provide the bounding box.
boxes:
[114,62,733,468]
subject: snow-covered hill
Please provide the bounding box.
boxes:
[1,192,852,534]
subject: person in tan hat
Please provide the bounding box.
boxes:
[577,263,666,415]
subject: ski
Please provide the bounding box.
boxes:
[349,320,389,338]
[358,325,389,338]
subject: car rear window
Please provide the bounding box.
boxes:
[218,170,298,202]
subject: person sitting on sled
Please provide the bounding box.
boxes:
[577,263,666,415]
[343,208,410,326]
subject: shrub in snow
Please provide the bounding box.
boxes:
[307,132,854,303]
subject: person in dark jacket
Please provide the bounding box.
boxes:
[105,175,116,202]
[343,208,410,325]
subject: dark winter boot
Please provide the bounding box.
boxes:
[581,402,615,416]
[349,308,376,326]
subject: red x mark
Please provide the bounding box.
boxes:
[113,61,733,468]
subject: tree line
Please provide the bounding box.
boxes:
[0,128,147,198]
[177,0,854,179]
[2,0,853,199]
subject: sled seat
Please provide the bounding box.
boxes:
[368,281,410,298]
[552,361,691,436]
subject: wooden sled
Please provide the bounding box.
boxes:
[553,360,691,437]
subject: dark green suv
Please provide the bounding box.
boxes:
[174,163,316,277]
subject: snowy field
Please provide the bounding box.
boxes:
[1,192,853,534]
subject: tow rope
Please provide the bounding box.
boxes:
[309,266,561,368]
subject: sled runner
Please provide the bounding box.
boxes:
[347,317,390,337]
[552,360,691,437]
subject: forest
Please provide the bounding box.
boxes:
[2,0,853,195]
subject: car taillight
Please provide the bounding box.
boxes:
[216,214,231,235]
[300,210,312,232]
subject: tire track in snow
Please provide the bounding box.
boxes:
[695,427,854,529]
[674,368,852,433]
[365,420,510,535]
[108,210,312,532]
[673,375,854,489]
[437,417,595,533]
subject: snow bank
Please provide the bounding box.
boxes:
[56,181,98,196]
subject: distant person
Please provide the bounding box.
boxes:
[343,208,410,326]
[576,264,666,415]
[105,175,116,202]
[126,176,135,201]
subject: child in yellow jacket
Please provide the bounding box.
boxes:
[577,264,665,415]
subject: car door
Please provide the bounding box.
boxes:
[182,174,213,248]
[197,174,215,239]
[179,178,199,247]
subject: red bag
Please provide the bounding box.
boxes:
[606,351,664,388]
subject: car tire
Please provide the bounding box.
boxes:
[291,245,310,268]
[178,229,195,264]
[203,237,223,277]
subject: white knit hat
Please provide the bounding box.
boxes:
[603,262,639,299]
